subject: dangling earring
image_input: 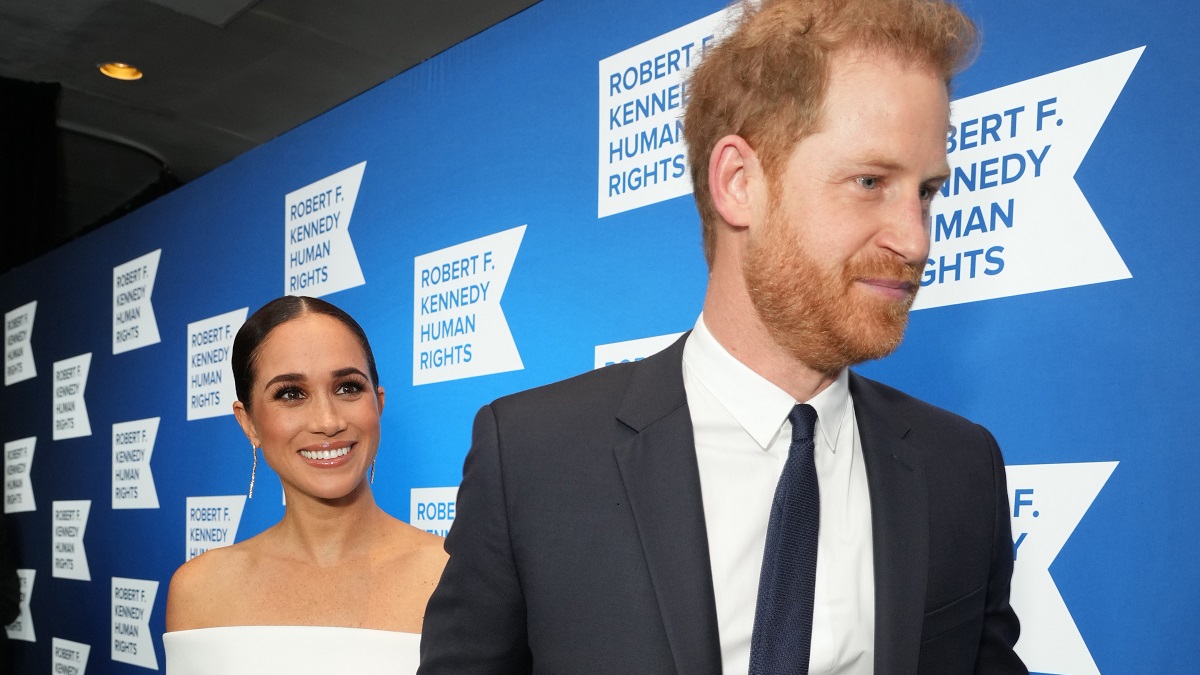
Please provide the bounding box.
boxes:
[369,458,376,484]
[248,445,258,498]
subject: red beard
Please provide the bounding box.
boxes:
[743,209,922,375]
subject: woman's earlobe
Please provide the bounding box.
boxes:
[232,400,261,448]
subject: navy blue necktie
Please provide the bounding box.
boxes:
[749,403,820,675]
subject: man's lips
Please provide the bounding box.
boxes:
[857,277,917,299]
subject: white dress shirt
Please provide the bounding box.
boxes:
[682,316,875,674]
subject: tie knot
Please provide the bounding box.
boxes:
[789,403,817,444]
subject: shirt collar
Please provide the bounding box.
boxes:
[683,315,851,453]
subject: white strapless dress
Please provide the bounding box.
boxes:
[163,626,420,674]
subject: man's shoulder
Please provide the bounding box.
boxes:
[494,358,641,412]
[849,371,1006,494]
[849,371,985,435]
[489,335,687,422]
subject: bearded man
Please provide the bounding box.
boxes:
[420,1,1026,673]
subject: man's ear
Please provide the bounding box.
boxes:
[232,400,261,448]
[708,134,764,230]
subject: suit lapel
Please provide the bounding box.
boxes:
[851,373,928,675]
[612,335,722,675]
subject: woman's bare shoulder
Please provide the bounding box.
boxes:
[381,516,448,576]
[367,517,448,631]
[165,538,262,631]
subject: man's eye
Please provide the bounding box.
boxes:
[919,181,944,201]
[856,176,878,190]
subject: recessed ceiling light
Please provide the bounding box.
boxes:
[98,62,143,81]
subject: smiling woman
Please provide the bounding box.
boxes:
[162,296,446,674]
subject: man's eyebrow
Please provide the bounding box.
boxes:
[928,168,952,184]
[850,156,906,173]
[847,155,951,183]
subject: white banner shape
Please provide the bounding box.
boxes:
[53,637,92,675]
[52,500,91,581]
[4,300,37,385]
[52,353,92,440]
[113,249,162,354]
[598,9,735,217]
[413,225,526,385]
[594,332,684,370]
[916,48,1142,310]
[5,569,35,642]
[1007,461,1118,675]
[411,487,458,537]
[111,577,158,670]
[4,436,35,513]
[113,418,159,509]
[186,308,247,421]
[185,495,247,561]
[285,162,367,297]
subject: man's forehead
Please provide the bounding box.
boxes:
[828,44,948,83]
[818,52,949,116]
[820,47,951,113]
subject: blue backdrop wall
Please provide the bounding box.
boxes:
[1,1,1195,673]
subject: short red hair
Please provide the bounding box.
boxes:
[683,0,979,267]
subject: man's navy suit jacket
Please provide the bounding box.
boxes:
[419,335,1026,674]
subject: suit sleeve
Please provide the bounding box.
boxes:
[974,427,1028,674]
[419,404,533,673]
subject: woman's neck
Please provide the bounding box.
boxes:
[270,483,388,567]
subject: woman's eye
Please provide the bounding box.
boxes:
[336,381,364,396]
[856,176,878,190]
[274,387,304,401]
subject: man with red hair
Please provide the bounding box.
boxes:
[421,1,1026,672]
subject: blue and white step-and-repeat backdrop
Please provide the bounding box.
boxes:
[1,0,1195,672]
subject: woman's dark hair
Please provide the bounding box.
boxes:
[232,296,380,409]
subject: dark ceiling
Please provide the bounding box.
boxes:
[0,0,540,273]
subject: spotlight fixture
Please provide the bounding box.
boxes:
[98,62,143,81]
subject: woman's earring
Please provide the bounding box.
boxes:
[369,458,376,484]
[248,445,258,498]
